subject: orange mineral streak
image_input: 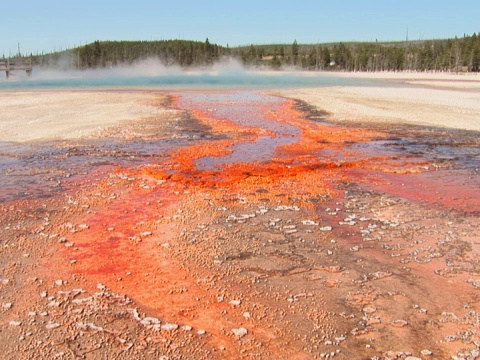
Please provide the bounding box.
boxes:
[163,95,413,196]
[56,183,255,356]
[267,100,429,176]
[48,92,454,357]
[49,95,352,355]
[273,100,382,152]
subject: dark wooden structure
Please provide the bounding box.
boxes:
[0,58,32,79]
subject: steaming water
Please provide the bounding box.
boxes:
[0,67,377,90]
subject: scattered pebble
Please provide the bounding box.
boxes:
[97,283,106,290]
[232,327,248,338]
[3,302,13,309]
[46,322,61,330]
[390,320,408,327]
[161,323,179,331]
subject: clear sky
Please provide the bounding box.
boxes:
[1,0,478,56]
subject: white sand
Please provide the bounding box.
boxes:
[276,73,480,131]
[0,91,166,143]
[332,71,480,89]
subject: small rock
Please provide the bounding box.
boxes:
[140,317,160,325]
[9,321,21,326]
[229,300,241,306]
[367,317,381,325]
[46,322,61,329]
[232,327,248,338]
[197,329,206,335]
[97,283,106,291]
[161,323,178,331]
[420,350,433,356]
[371,271,392,280]
[3,303,12,309]
[363,306,377,314]
[390,319,408,327]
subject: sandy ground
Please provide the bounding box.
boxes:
[0,74,479,359]
[275,73,480,132]
[333,71,480,89]
[0,91,170,143]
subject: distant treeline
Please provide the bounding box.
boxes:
[30,39,226,70]
[23,33,480,72]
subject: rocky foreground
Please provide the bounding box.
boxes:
[0,88,479,359]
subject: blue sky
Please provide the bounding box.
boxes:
[1,0,478,55]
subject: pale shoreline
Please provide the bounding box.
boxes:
[326,71,480,89]
[275,72,480,132]
[0,72,479,144]
[0,90,169,143]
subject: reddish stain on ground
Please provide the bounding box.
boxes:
[39,91,479,358]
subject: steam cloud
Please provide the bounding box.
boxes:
[0,56,354,89]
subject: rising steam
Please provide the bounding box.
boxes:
[0,56,359,89]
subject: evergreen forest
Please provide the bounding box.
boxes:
[16,33,480,72]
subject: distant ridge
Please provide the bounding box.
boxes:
[14,33,480,73]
